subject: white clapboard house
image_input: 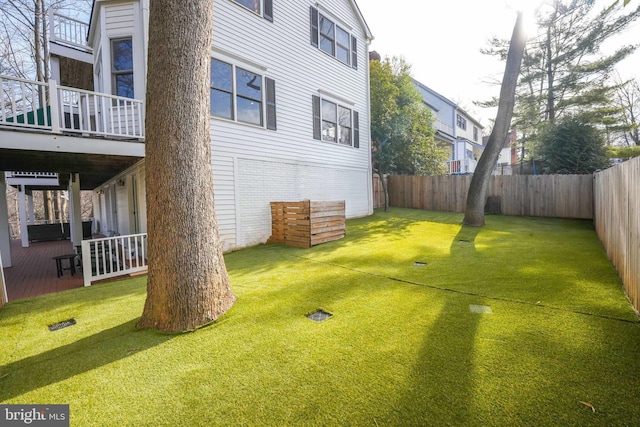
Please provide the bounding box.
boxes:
[0,0,373,288]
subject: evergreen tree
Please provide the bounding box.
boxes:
[538,118,611,173]
[483,0,640,159]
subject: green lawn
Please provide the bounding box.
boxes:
[2,208,640,426]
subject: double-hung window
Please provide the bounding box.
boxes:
[456,114,467,131]
[111,38,134,98]
[312,95,359,148]
[210,58,277,130]
[310,6,358,69]
[231,0,273,21]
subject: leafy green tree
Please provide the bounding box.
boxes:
[370,56,448,211]
[607,145,640,159]
[538,119,611,173]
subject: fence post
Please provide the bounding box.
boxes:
[48,80,61,133]
[81,240,92,287]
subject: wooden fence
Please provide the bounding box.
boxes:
[386,174,594,219]
[594,158,640,312]
[373,175,385,208]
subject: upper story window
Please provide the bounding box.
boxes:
[312,95,359,148]
[456,114,467,131]
[111,38,134,98]
[310,6,358,69]
[210,58,276,130]
[231,0,273,22]
[473,126,479,142]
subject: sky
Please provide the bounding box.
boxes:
[356,0,640,129]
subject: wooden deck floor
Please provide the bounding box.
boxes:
[3,239,84,301]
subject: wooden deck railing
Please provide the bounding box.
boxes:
[1,75,145,139]
[81,233,147,287]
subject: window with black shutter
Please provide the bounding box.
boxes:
[353,111,359,148]
[312,95,321,140]
[310,7,319,47]
[266,78,277,130]
[351,36,358,70]
[210,58,276,131]
[310,6,358,69]
[312,95,359,148]
[231,0,273,21]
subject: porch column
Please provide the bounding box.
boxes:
[27,191,35,224]
[0,173,12,268]
[18,185,29,248]
[69,174,83,246]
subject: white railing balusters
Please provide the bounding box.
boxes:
[1,75,144,139]
[50,11,91,51]
[82,233,148,287]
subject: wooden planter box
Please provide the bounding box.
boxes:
[268,200,345,248]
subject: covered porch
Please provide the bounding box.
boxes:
[3,239,83,301]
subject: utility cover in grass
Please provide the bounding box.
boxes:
[469,305,493,314]
[48,318,76,331]
[413,261,427,267]
[307,309,332,322]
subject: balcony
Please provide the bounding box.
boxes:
[447,159,477,175]
[0,75,144,140]
[50,11,91,52]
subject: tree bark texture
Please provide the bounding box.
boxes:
[137,0,235,332]
[463,12,526,226]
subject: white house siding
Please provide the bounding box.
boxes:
[235,157,370,248]
[208,0,372,248]
[89,0,373,250]
[456,110,482,144]
[92,1,145,101]
[211,156,237,251]
[105,2,135,32]
[92,160,146,236]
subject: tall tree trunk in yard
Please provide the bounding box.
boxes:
[137,0,235,332]
[375,169,389,212]
[463,12,526,226]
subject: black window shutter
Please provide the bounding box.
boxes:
[266,78,277,130]
[264,0,273,22]
[351,36,358,70]
[353,110,359,148]
[310,7,319,47]
[312,95,321,140]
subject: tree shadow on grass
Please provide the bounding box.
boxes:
[391,297,483,424]
[0,319,172,402]
[451,225,482,254]
[0,277,147,322]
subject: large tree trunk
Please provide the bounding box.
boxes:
[375,169,389,212]
[463,12,526,226]
[137,0,235,332]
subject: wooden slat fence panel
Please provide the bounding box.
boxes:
[268,201,345,248]
[385,174,593,219]
[594,158,640,313]
[373,175,385,209]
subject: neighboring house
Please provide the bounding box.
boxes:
[413,79,484,175]
[0,0,374,272]
[485,129,518,175]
